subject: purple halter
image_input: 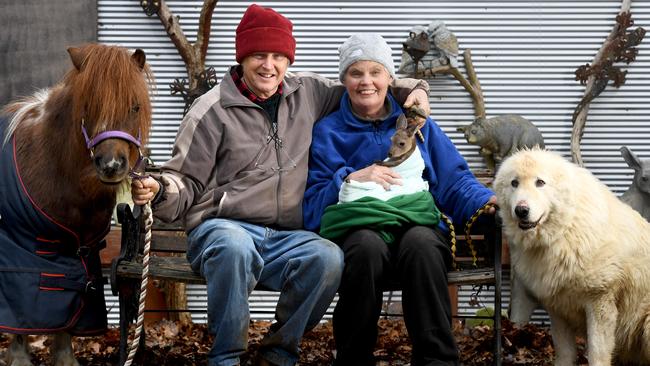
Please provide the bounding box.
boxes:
[81,118,148,179]
[81,118,142,158]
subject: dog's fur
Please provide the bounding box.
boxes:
[494,148,650,365]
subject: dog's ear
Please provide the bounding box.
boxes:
[493,161,512,200]
[550,159,577,208]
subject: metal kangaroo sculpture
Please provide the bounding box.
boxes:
[620,146,650,222]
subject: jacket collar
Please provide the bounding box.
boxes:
[220,65,301,109]
[339,91,403,131]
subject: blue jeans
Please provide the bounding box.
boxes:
[187,218,344,366]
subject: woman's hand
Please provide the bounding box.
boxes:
[486,195,497,214]
[132,176,160,206]
[346,165,402,190]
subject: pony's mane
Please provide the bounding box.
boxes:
[2,89,51,146]
[67,44,153,144]
[2,44,153,148]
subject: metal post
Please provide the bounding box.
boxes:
[493,215,503,365]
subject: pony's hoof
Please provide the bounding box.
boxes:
[6,355,34,366]
[6,342,34,366]
[53,357,80,366]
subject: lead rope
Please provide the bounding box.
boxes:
[445,202,496,269]
[464,202,497,268]
[123,201,152,366]
[439,213,457,268]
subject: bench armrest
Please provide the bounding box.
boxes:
[110,203,142,295]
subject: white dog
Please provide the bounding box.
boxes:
[494,148,650,365]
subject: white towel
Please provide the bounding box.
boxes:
[338,145,429,203]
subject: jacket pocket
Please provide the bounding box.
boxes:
[216,191,228,217]
[0,269,84,332]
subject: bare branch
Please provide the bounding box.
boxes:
[196,0,218,66]
[414,65,452,78]
[449,67,482,116]
[157,1,195,68]
[144,0,219,99]
[415,49,485,119]
[571,1,633,166]
[461,49,485,119]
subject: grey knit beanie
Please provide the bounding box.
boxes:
[338,33,396,82]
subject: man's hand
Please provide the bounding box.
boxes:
[403,88,430,117]
[132,176,160,206]
[346,165,402,191]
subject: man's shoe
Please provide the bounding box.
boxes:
[254,355,278,366]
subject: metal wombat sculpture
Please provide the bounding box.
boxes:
[620,146,650,222]
[457,114,544,171]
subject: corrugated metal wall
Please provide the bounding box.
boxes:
[1,0,97,105]
[98,0,650,324]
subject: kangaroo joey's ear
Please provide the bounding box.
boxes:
[406,123,419,137]
[621,146,641,171]
[406,105,428,120]
[396,114,408,130]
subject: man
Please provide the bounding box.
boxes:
[132,4,430,366]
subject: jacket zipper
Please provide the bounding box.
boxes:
[372,121,383,145]
[247,101,283,224]
[275,133,282,224]
[264,112,282,225]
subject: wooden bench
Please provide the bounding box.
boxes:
[110,170,503,366]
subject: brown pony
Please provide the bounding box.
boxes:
[0,44,152,366]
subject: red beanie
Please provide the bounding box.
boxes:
[236,4,296,64]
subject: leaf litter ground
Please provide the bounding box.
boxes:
[0,319,587,365]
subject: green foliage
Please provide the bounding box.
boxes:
[465,306,509,328]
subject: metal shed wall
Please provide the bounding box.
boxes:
[1,0,97,106]
[98,0,650,324]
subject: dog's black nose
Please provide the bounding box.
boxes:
[514,205,529,219]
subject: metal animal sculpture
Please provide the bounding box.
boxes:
[170,66,218,115]
[457,114,544,172]
[428,20,459,68]
[400,25,431,74]
[0,44,152,366]
[619,146,650,222]
[572,12,645,125]
[571,11,645,166]
[398,20,459,75]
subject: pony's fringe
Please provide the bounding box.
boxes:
[2,89,50,147]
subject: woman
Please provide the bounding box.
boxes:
[303,33,495,366]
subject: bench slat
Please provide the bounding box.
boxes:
[150,233,188,252]
[148,233,485,253]
[116,256,495,286]
[117,256,205,284]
